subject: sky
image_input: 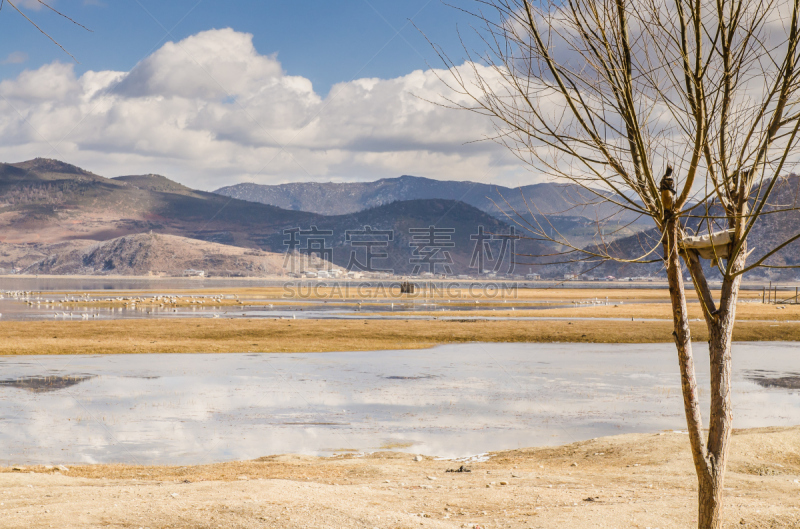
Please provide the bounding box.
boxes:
[0,0,530,190]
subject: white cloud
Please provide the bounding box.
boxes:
[1,51,29,65]
[0,28,529,190]
[17,0,46,10]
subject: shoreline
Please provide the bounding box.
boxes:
[1,426,797,528]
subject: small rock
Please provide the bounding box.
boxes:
[499,481,509,486]
[171,493,179,498]
[58,465,69,472]
[570,462,578,467]
[426,476,437,481]
[11,466,24,472]
[413,455,423,462]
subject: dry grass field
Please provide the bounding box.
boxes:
[0,317,799,356]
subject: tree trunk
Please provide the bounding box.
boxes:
[663,218,709,488]
[663,217,743,529]
[697,241,744,528]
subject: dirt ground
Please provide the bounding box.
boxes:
[0,426,798,528]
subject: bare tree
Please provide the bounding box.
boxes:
[434,0,800,527]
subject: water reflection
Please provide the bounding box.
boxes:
[0,342,798,466]
[0,375,95,393]
[746,369,800,389]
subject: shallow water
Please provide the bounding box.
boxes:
[0,290,616,322]
[0,342,798,466]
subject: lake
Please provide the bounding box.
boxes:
[0,342,798,466]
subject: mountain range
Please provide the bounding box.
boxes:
[2,158,796,279]
[214,174,645,223]
[0,159,551,276]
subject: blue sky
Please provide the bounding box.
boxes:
[0,1,526,189]
[0,1,476,96]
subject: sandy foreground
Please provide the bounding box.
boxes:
[0,427,798,529]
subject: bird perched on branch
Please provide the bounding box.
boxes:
[660,166,675,215]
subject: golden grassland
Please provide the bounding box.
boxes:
[0,317,799,356]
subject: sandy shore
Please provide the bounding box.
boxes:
[0,426,798,528]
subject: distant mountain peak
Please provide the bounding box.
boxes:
[112,173,196,195]
[14,158,94,176]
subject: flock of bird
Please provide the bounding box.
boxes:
[1,290,615,321]
[0,290,241,320]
